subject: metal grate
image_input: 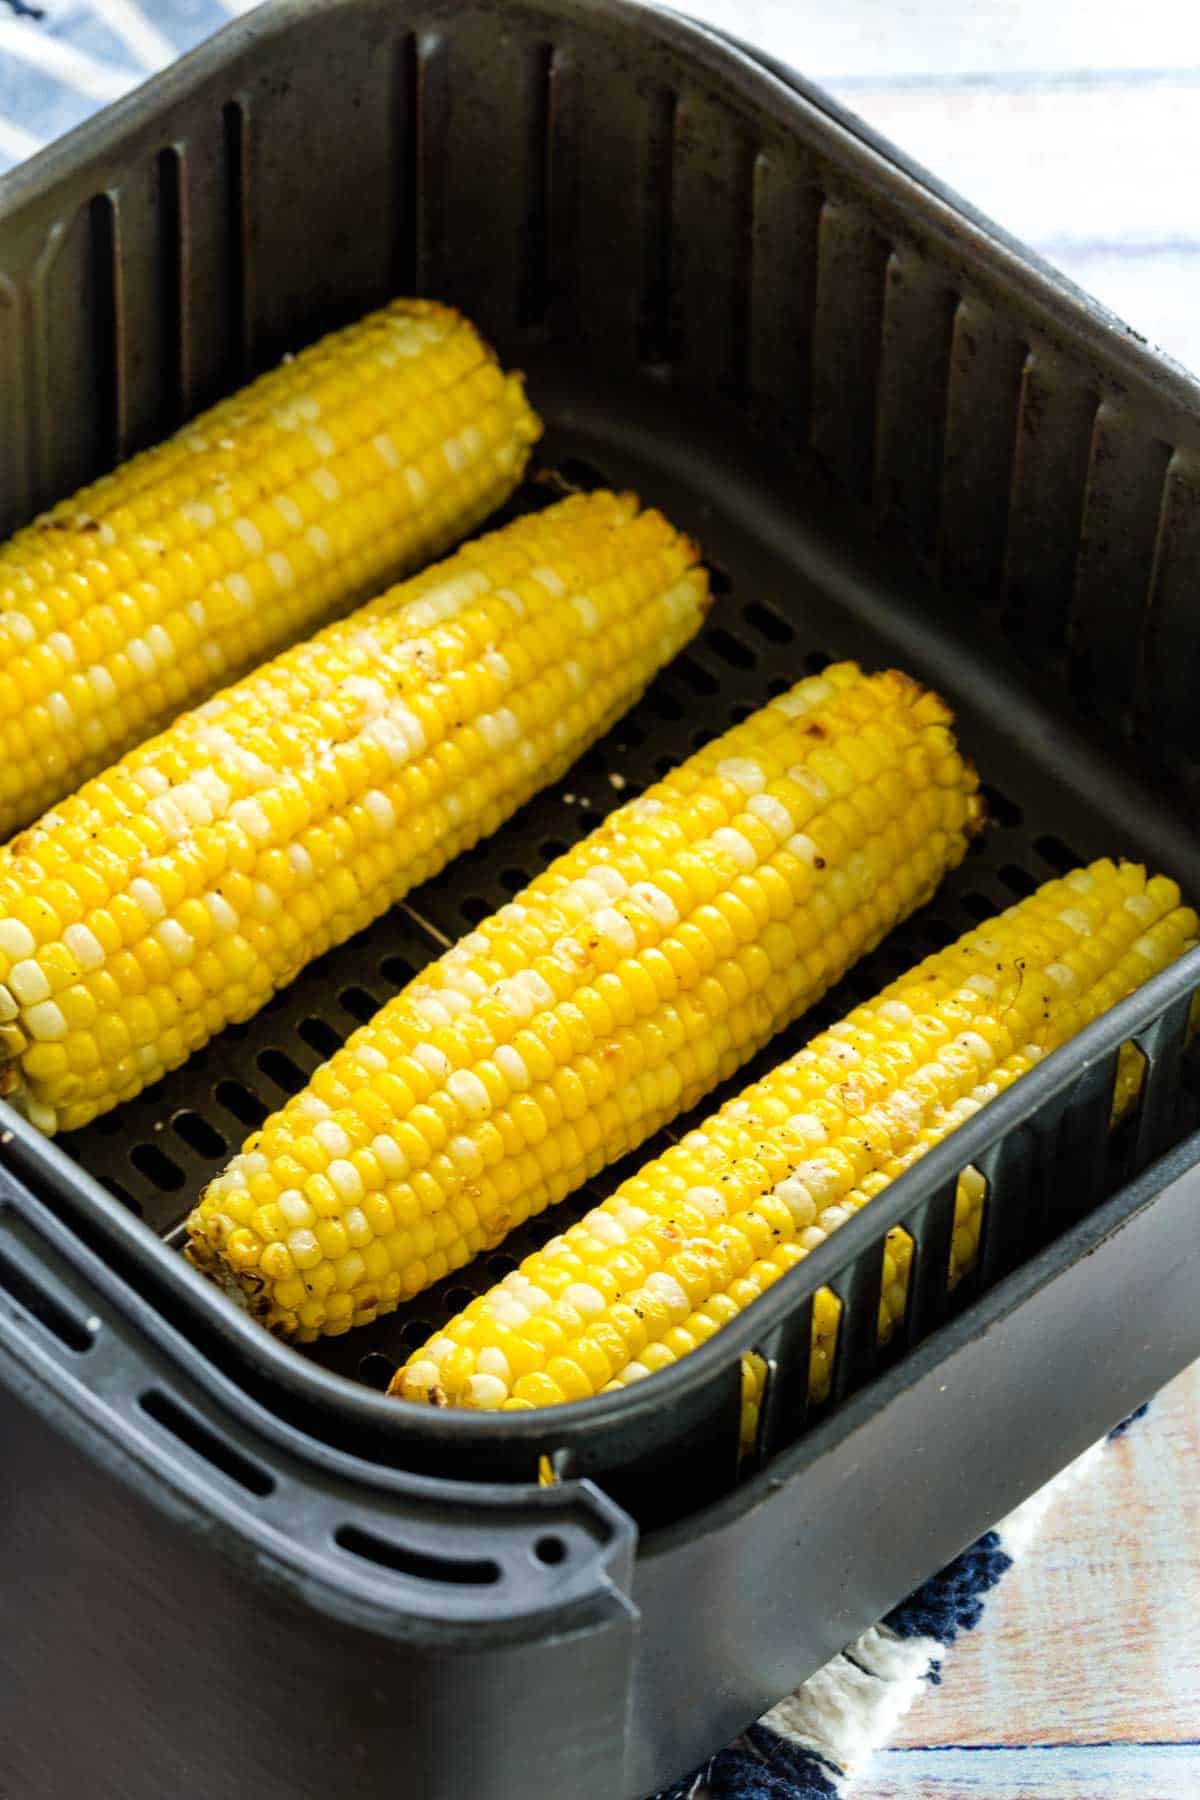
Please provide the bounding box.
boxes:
[63,410,1190,1411]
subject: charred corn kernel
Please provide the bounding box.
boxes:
[395,859,1195,1433]
[190,662,982,1339]
[0,491,707,1133]
[0,299,540,841]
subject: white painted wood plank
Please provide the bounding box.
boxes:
[0,113,43,163]
[680,0,1200,80]
[684,2,1200,376]
[823,81,1200,373]
[84,0,177,73]
[1048,248,1200,375]
[871,1743,1200,1798]
[812,83,1200,249]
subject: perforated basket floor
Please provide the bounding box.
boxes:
[60,379,1200,1397]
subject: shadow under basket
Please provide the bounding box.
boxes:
[3,4,1200,1798]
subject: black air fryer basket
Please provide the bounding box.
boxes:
[2,4,1200,1796]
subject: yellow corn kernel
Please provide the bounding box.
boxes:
[189,661,983,1340]
[0,491,708,1133]
[0,299,540,840]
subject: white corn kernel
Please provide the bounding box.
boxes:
[447,1135,485,1175]
[278,1191,315,1227]
[404,1360,441,1395]
[494,1045,531,1090]
[683,1185,728,1219]
[774,1178,816,1226]
[314,1120,352,1156]
[372,1135,408,1179]
[447,1070,491,1118]
[465,1374,509,1408]
[1058,907,1091,935]
[629,882,678,929]
[156,921,194,964]
[563,1282,606,1318]
[711,827,757,871]
[9,960,51,1006]
[129,878,166,923]
[716,757,766,793]
[205,893,238,934]
[63,924,105,972]
[592,908,637,954]
[328,1160,363,1201]
[746,793,795,840]
[25,1000,68,1042]
[643,1271,689,1316]
[414,1044,451,1082]
[0,920,36,961]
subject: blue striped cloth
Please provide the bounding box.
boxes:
[0,6,1145,1795]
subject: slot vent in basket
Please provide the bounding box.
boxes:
[155,146,185,434]
[1070,407,1174,723]
[215,1080,268,1131]
[1003,354,1099,664]
[0,1228,96,1355]
[874,251,958,556]
[220,98,251,378]
[87,192,120,473]
[335,1524,500,1586]
[139,1388,274,1497]
[810,199,890,502]
[639,85,677,369]
[129,1143,187,1195]
[939,299,1028,603]
[170,1112,229,1162]
[981,783,1023,829]
[516,42,554,330]
[749,157,823,444]
[256,1048,307,1095]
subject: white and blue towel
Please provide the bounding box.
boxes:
[0,6,1148,1793]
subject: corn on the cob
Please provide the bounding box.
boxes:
[0,298,540,842]
[392,859,1195,1424]
[0,491,707,1135]
[186,661,982,1338]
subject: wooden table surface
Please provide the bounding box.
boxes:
[682,3,1200,1794]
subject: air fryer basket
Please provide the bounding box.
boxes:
[2,3,1200,1796]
